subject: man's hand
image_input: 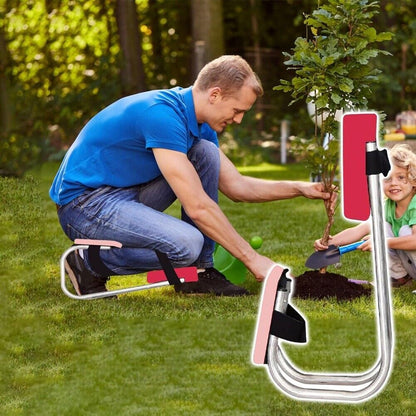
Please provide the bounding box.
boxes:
[246,252,276,282]
[298,182,338,218]
[299,182,337,200]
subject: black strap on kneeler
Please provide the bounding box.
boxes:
[155,250,182,286]
[88,245,114,277]
[86,244,181,285]
[268,269,307,344]
[270,305,307,344]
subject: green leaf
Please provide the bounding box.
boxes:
[331,92,342,105]
[376,31,393,41]
[315,95,328,109]
[355,49,379,64]
[338,80,353,93]
[363,27,377,42]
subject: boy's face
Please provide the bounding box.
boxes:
[383,165,415,204]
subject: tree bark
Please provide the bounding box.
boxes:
[0,21,12,135]
[148,0,164,76]
[115,0,146,95]
[191,0,225,78]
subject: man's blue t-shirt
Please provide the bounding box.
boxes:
[49,87,218,205]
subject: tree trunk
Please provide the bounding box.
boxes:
[250,0,261,72]
[400,42,408,105]
[115,0,146,95]
[191,0,225,78]
[0,21,12,135]
[249,0,262,129]
[148,0,164,77]
[0,26,13,135]
[319,185,336,274]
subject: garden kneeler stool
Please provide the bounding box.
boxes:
[60,239,198,300]
[252,112,395,403]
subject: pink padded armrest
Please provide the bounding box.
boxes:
[252,264,285,365]
[342,112,378,221]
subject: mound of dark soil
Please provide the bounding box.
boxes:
[292,270,372,301]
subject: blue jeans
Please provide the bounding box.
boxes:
[57,139,219,275]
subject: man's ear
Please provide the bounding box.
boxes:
[208,87,222,103]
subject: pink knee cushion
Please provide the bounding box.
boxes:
[74,238,123,248]
[252,264,285,365]
[147,267,198,283]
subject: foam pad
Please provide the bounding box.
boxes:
[252,264,285,366]
[74,238,123,248]
[341,112,378,221]
[147,267,198,283]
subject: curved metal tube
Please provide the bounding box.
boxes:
[272,343,382,387]
[264,142,394,402]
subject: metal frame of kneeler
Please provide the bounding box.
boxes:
[252,141,394,403]
[60,239,198,300]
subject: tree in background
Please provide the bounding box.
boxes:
[0,12,12,135]
[276,0,392,271]
[191,0,224,77]
[1,0,416,177]
[379,0,416,112]
[0,0,122,175]
[116,0,146,94]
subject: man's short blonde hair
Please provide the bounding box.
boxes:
[389,144,416,184]
[194,55,263,97]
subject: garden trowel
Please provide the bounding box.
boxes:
[305,240,365,269]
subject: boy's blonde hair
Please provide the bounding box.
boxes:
[194,55,263,98]
[389,144,416,184]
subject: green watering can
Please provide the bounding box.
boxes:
[213,236,263,284]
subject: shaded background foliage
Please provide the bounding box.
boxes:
[1,0,416,175]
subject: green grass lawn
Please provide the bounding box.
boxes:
[1,162,416,415]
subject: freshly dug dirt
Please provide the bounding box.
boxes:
[292,270,372,301]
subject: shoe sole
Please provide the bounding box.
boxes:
[394,283,413,288]
[64,258,82,296]
[391,278,413,288]
[175,288,249,297]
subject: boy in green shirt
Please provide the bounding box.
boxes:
[314,144,416,288]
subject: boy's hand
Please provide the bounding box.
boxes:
[313,237,332,251]
[357,235,372,251]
